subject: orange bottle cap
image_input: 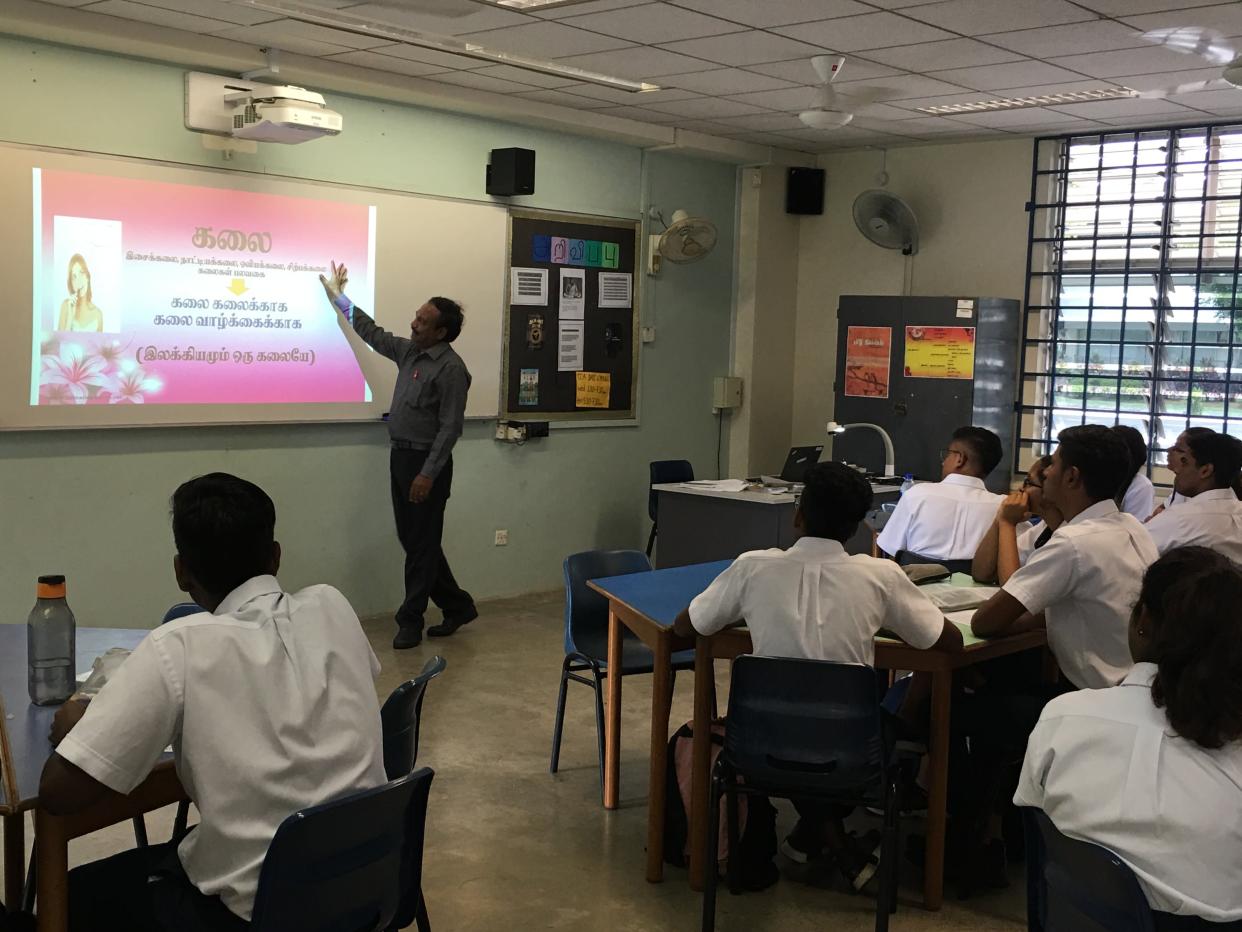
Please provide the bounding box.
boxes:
[37,575,66,599]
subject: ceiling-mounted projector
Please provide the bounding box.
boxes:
[225,84,342,144]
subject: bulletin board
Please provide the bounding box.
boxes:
[501,208,640,420]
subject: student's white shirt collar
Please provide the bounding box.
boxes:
[1186,488,1238,504]
[1068,498,1120,526]
[786,536,848,560]
[1123,661,1158,688]
[942,473,987,491]
[213,574,282,615]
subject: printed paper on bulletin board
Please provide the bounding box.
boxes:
[844,326,891,398]
[904,326,976,380]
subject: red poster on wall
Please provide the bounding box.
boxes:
[844,326,892,398]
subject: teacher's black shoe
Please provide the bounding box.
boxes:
[393,625,423,650]
[427,606,478,638]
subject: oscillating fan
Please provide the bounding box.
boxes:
[852,190,919,256]
[648,210,718,273]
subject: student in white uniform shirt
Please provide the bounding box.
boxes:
[971,456,1064,585]
[1016,547,1242,927]
[673,462,962,889]
[1113,424,1156,521]
[1149,426,1215,519]
[876,426,1004,571]
[39,473,387,932]
[1145,430,1242,561]
[972,424,1158,690]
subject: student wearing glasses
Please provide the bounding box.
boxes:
[1144,430,1242,561]
[875,426,1004,571]
[971,456,1064,585]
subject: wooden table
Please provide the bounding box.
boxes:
[0,626,187,930]
[590,563,1047,910]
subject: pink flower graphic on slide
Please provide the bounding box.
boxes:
[95,339,126,372]
[105,361,163,404]
[39,343,109,404]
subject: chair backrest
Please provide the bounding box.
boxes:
[249,767,434,932]
[724,655,884,796]
[161,602,204,624]
[562,549,651,656]
[648,459,695,522]
[1025,807,1155,932]
[380,655,447,780]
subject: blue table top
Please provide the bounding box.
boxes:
[0,625,150,812]
[590,560,732,629]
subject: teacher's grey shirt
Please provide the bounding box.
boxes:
[349,306,471,480]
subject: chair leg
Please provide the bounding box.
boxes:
[702,769,722,932]
[592,665,607,796]
[23,843,36,914]
[876,774,902,932]
[172,800,191,844]
[132,814,149,848]
[415,886,431,932]
[725,780,741,896]
[646,524,657,558]
[550,657,573,775]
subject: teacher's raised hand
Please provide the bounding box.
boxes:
[319,260,350,311]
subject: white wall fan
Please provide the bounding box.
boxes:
[647,210,718,274]
[799,55,895,130]
[1137,28,1242,97]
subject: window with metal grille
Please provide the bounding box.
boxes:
[1018,124,1242,488]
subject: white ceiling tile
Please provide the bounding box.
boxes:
[778,125,910,142]
[1048,46,1214,79]
[713,111,806,130]
[1076,0,1239,16]
[427,71,543,94]
[26,0,93,5]
[863,0,953,6]
[560,82,704,102]
[930,60,1092,91]
[900,0,1098,35]
[852,115,983,134]
[833,73,973,100]
[746,57,901,83]
[80,0,235,31]
[512,87,615,108]
[660,67,795,95]
[1123,4,1242,37]
[532,0,646,18]
[646,96,769,117]
[672,118,743,134]
[1167,88,1242,113]
[862,38,1022,71]
[948,107,1092,128]
[463,21,633,58]
[555,45,720,78]
[591,104,682,122]
[103,0,280,26]
[1097,111,1214,126]
[469,64,579,87]
[1115,68,1228,94]
[1047,98,1202,119]
[892,91,997,112]
[665,0,872,28]
[339,2,533,34]
[209,20,364,55]
[979,21,1151,59]
[373,44,493,70]
[725,85,818,111]
[771,12,955,51]
[560,3,742,43]
[322,49,452,76]
[658,31,828,66]
[850,101,928,121]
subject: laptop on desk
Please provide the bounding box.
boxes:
[759,444,824,487]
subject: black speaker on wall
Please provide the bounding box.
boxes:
[786,167,825,215]
[487,147,536,196]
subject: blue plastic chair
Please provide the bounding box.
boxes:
[550,550,696,794]
[703,656,900,932]
[647,460,695,557]
[249,767,434,932]
[381,655,447,781]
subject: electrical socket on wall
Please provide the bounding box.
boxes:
[494,529,509,546]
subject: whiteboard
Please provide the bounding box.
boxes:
[0,142,506,429]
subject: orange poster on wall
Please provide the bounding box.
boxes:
[904,326,976,380]
[844,326,892,398]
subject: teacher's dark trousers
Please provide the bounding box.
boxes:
[390,446,475,635]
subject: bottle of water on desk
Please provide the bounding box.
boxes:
[28,574,76,706]
[900,473,915,496]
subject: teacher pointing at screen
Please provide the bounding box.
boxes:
[321,261,478,650]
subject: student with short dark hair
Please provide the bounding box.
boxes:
[673,462,962,889]
[971,455,1064,585]
[40,473,386,932]
[1145,430,1242,561]
[1016,547,1242,924]
[972,425,1158,689]
[876,426,1004,566]
[1112,424,1156,520]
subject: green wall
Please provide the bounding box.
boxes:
[0,35,737,627]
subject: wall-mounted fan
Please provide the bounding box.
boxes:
[648,209,718,274]
[853,190,919,256]
[799,55,894,130]
[1138,27,1242,97]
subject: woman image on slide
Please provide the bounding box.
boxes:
[57,254,104,332]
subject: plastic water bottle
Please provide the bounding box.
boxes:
[28,575,76,706]
[900,472,915,496]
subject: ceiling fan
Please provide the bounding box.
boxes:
[1137,27,1242,97]
[798,56,895,130]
